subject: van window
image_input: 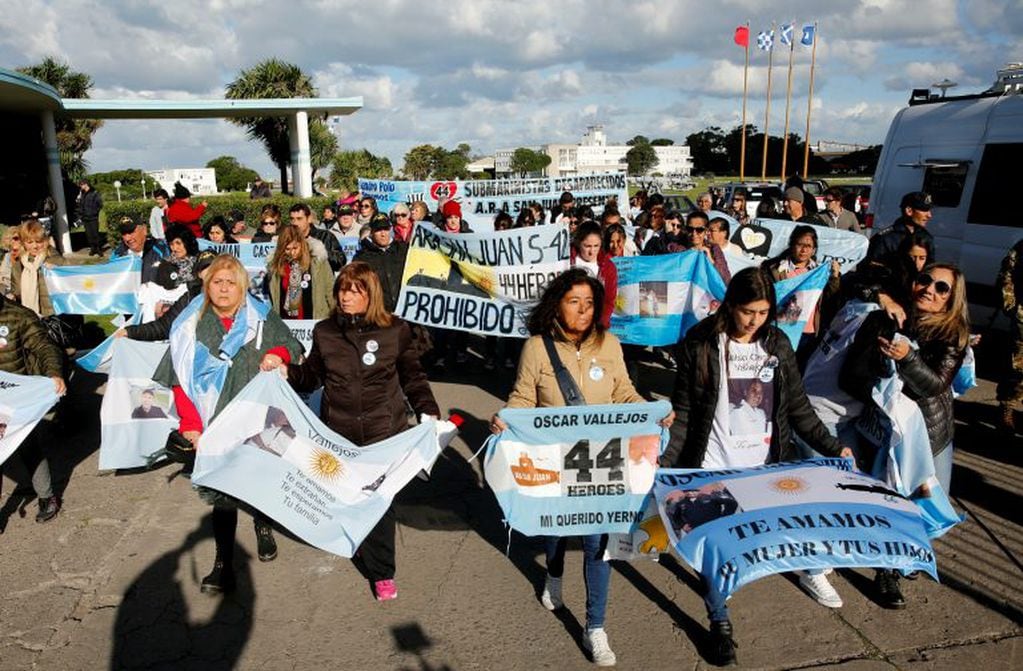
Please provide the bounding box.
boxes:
[922,162,968,208]
[968,143,1023,227]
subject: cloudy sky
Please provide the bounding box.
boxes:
[2,0,1020,177]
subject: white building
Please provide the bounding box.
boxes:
[497,126,692,178]
[146,168,218,196]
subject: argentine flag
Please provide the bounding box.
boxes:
[773,263,830,348]
[44,255,142,315]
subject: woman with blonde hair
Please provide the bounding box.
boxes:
[1,226,22,296]
[153,254,303,594]
[265,225,335,319]
[11,219,63,316]
[271,261,439,602]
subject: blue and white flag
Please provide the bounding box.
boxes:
[610,250,728,346]
[855,359,963,538]
[169,293,270,426]
[654,459,937,606]
[99,338,178,470]
[44,255,142,314]
[192,372,444,557]
[780,23,794,46]
[801,24,816,46]
[757,30,775,51]
[0,371,60,466]
[734,218,869,272]
[397,223,570,337]
[484,401,670,536]
[952,346,977,397]
[360,174,628,232]
[327,232,361,264]
[773,263,830,347]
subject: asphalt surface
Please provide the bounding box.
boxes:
[1,342,1021,671]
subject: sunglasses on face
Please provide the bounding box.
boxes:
[686,226,706,233]
[395,213,409,218]
[915,273,951,295]
[360,204,372,209]
[261,220,277,226]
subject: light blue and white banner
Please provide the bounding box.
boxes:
[484,401,670,536]
[773,263,831,347]
[44,255,142,314]
[99,338,178,470]
[397,223,571,337]
[856,360,963,538]
[282,319,317,356]
[327,233,361,263]
[198,240,276,295]
[360,174,628,231]
[0,371,60,466]
[731,217,868,273]
[610,250,728,347]
[192,372,444,557]
[654,459,937,606]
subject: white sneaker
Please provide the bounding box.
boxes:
[540,575,563,610]
[798,571,843,608]
[583,628,617,666]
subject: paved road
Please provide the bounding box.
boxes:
[1,347,1021,670]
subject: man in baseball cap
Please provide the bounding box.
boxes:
[865,190,935,265]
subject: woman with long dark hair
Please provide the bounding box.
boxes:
[490,268,673,667]
[156,224,200,290]
[662,267,851,666]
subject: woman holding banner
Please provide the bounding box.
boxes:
[490,268,673,667]
[279,261,440,602]
[265,225,335,320]
[839,263,968,609]
[662,267,852,666]
[154,255,303,594]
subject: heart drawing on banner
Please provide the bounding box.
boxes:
[430,181,458,202]
[740,227,767,251]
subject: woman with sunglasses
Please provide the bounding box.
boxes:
[679,211,732,283]
[357,197,379,226]
[252,205,281,243]
[840,263,969,609]
[391,203,415,243]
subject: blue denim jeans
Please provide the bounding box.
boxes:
[933,442,953,493]
[545,535,610,630]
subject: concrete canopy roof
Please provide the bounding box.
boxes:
[0,68,63,112]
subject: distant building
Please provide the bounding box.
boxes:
[495,126,693,178]
[146,168,218,196]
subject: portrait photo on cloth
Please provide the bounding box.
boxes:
[243,406,297,456]
[130,386,171,420]
[663,484,741,536]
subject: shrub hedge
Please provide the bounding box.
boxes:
[100,194,333,245]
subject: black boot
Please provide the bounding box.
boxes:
[707,620,738,666]
[254,518,278,562]
[201,558,236,595]
[875,569,906,609]
[36,495,61,523]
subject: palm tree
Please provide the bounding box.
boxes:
[17,57,103,181]
[225,59,317,194]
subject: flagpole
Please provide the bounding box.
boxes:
[802,21,818,179]
[761,23,775,181]
[739,21,750,183]
[780,21,796,182]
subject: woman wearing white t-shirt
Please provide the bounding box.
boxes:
[661,267,852,667]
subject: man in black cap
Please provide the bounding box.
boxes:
[355,213,408,311]
[782,186,818,224]
[865,191,934,265]
[111,216,168,284]
[330,203,360,238]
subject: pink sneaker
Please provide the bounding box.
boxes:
[373,579,398,601]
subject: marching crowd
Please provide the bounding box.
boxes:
[1,178,1022,668]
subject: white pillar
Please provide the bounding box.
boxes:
[41,110,71,255]
[287,114,299,195]
[293,110,312,198]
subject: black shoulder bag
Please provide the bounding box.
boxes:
[541,335,586,407]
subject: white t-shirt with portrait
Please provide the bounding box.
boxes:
[702,333,775,469]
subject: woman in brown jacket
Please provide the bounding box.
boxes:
[282,261,440,602]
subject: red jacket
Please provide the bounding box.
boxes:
[166,199,207,238]
[570,249,618,329]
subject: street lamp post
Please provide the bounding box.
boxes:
[113,180,122,202]
[141,178,146,200]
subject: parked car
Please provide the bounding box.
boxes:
[718,182,785,219]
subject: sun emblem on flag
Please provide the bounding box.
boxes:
[82,278,96,291]
[770,476,808,495]
[308,448,344,483]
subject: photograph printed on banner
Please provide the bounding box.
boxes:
[243,406,297,456]
[0,412,8,439]
[129,385,172,420]
[777,293,804,325]
[663,482,741,537]
[638,281,667,317]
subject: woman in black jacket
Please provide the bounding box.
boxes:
[663,267,850,667]
[839,262,968,609]
[279,261,440,602]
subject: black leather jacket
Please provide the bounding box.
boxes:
[839,310,964,456]
[661,318,842,468]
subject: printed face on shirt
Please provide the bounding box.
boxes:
[208,269,243,314]
[578,233,601,263]
[730,299,771,339]
[169,237,187,259]
[557,282,595,337]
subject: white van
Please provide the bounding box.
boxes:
[868,64,1023,320]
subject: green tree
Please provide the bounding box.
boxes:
[18,57,102,180]
[308,121,338,184]
[508,148,552,176]
[403,144,440,180]
[625,139,659,176]
[434,143,472,179]
[330,149,393,191]
[625,135,650,146]
[225,59,326,194]
[650,138,675,146]
[84,169,148,201]
[206,156,261,192]
[685,126,731,175]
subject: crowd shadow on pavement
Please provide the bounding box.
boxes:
[110,512,255,670]
[392,622,454,671]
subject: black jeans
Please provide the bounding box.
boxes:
[82,217,102,251]
[359,506,396,581]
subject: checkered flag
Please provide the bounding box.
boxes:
[757,30,774,51]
